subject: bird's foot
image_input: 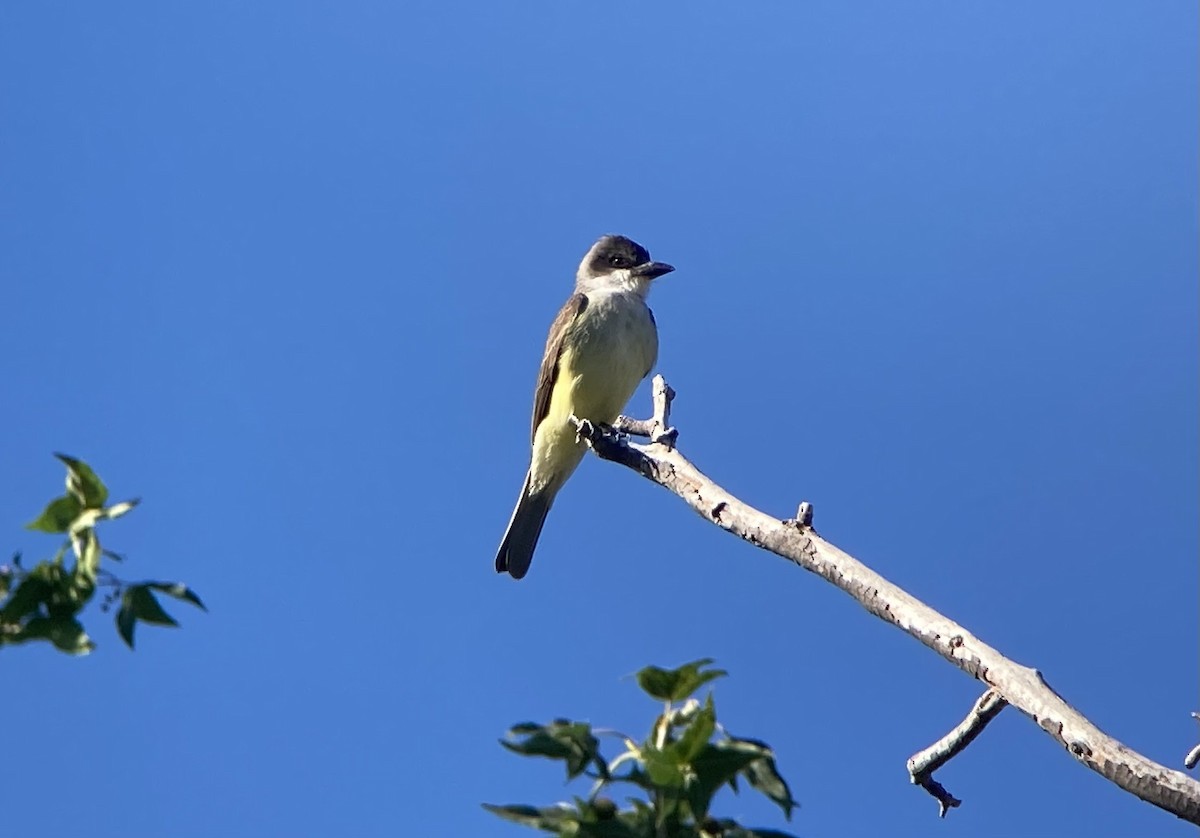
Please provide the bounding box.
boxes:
[569,414,598,445]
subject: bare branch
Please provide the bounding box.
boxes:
[1186,713,1200,771]
[908,690,1008,816]
[912,774,960,818]
[578,379,1200,824]
[613,375,677,447]
[793,501,814,528]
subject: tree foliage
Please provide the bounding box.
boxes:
[1,454,204,653]
[485,658,799,838]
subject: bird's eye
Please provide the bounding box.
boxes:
[608,255,628,268]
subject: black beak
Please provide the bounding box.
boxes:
[631,261,675,279]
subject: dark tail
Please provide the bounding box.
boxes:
[495,474,552,580]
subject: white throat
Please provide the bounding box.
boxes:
[575,268,652,300]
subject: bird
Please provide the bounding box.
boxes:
[495,234,675,579]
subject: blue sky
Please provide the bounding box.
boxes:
[1,3,1195,837]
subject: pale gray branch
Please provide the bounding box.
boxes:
[613,376,677,447]
[581,376,1200,824]
[1186,713,1200,771]
[907,689,1008,816]
[793,501,814,528]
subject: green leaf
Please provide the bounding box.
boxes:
[672,694,716,764]
[610,765,656,792]
[627,799,654,820]
[18,616,94,655]
[570,797,648,838]
[577,816,645,837]
[480,803,544,825]
[686,776,716,824]
[126,585,179,627]
[55,453,108,507]
[116,599,137,648]
[685,740,766,822]
[500,720,602,780]
[116,585,179,648]
[500,730,572,762]
[698,739,771,775]
[26,495,83,533]
[0,573,52,622]
[641,746,686,789]
[486,800,649,838]
[146,581,208,611]
[734,737,798,820]
[482,803,579,830]
[636,658,728,702]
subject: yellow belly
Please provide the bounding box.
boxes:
[527,295,657,495]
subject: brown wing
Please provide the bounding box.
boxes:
[531,293,588,443]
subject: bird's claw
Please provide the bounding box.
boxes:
[569,414,597,445]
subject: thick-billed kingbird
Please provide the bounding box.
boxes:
[495,234,674,579]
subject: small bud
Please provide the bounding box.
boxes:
[593,798,616,820]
